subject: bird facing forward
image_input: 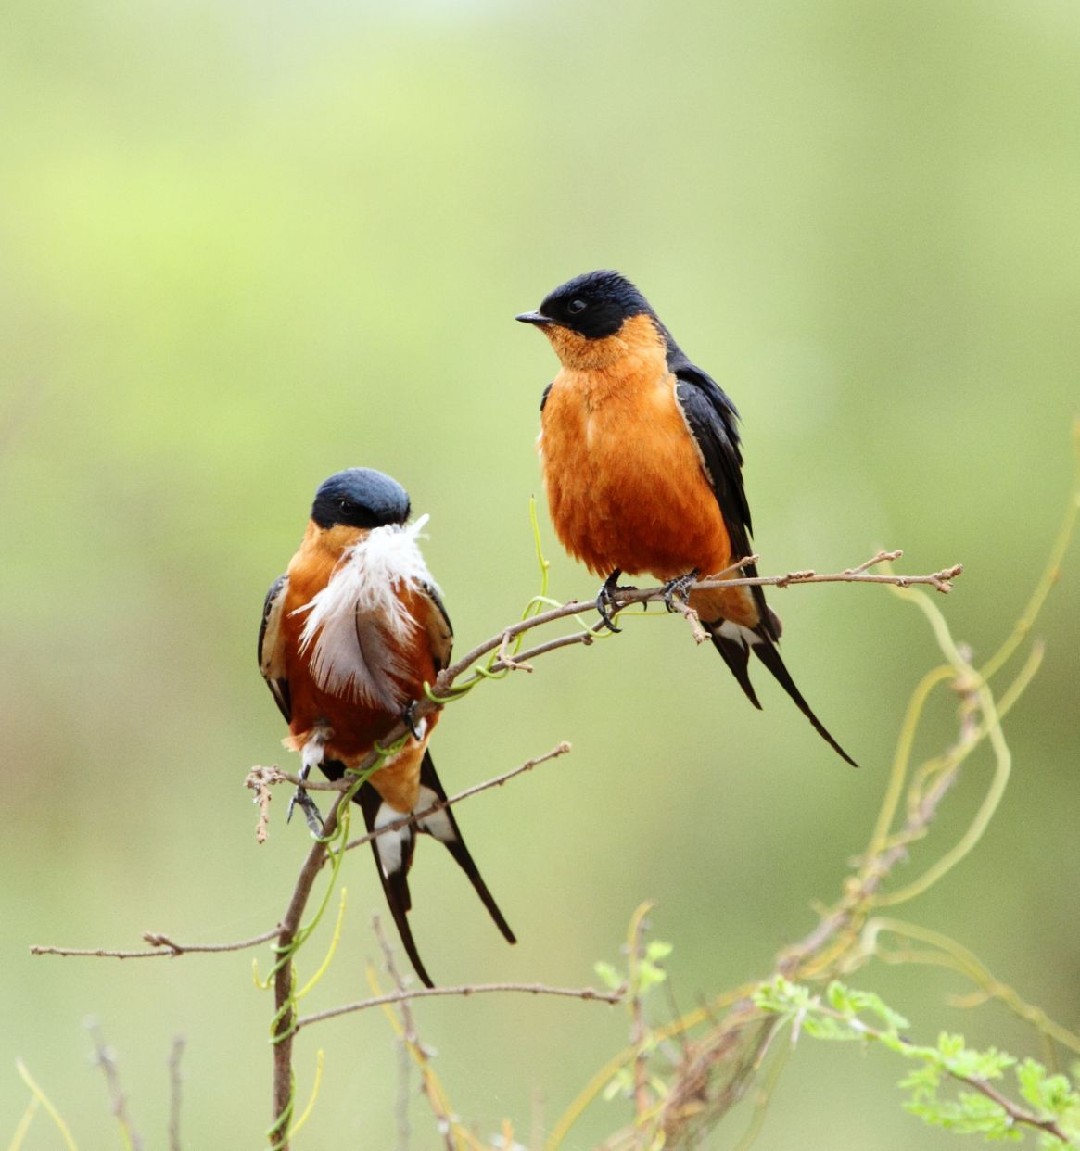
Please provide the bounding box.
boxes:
[516,270,856,766]
[258,467,515,986]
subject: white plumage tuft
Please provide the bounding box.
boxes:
[295,516,437,710]
[374,802,408,877]
[415,784,455,843]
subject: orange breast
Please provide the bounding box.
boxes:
[540,370,732,583]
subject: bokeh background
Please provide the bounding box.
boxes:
[3,1,1078,1147]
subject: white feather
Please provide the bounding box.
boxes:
[295,516,437,710]
[415,784,455,843]
[374,802,408,877]
[300,726,332,775]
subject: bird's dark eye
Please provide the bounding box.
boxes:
[566,297,588,315]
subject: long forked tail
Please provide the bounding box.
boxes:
[706,618,857,767]
[356,751,515,989]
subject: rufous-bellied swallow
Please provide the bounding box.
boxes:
[259,467,515,986]
[516,270,856,765]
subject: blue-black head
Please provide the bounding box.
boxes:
[310,468,411,531]
[516,270,654,340]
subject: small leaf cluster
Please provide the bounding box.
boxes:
[754,977,1080,1146]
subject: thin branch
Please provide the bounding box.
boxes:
[950,1072,1072,1144]
[247,766,276,843]
[628,903,654,1125]
[247,766,351,794]
[31,926,283,960]
[270,797,346,1149]
[87,1019,144,1151]
[343,741,571,853]
[437,551,958,688]
[666,596,708,644]
[794,999,1071,1145]
[373,918,456,1151]
[31,747,572,959]
[446,554,963,701]
[297,980,623,1031]
[168,1035,185,1151]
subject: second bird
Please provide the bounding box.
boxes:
[517,270,856,766]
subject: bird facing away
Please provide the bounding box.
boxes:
[516,270,856,766]
[258,467,515,986]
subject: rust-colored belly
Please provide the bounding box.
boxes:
[540,369,733,581]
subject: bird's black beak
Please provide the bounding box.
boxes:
[515,310,555,326]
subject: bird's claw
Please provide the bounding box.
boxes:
[595,570,633,633]
[402,701,425,742]
[662,570,699,612]
[287,786,325,835]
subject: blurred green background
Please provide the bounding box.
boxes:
[3,0,1078,1146]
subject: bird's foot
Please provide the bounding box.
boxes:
[595,569,634,633]
[286,761,325,833]
[402,701,426,742]
[662,569,699,612]
[287,786,325,835]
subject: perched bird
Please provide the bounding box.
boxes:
[516,270,855,765]
[258,467,515,986]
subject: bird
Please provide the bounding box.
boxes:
[258,467,515,986]
[516,270,856,766]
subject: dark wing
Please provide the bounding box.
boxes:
[668,338,776,642]
[258,574,291,721]
[666,338,752,550]
[417,581,453,672]
[539,381,552,412]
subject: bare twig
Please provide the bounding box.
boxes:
[297,980,623,1031]
[628,904,654,1126]
[168,1035,185,1151]
[31,927,282,960]
[87,1019,144,1151]
[32,746,572,959]
[270,798,347,1149]
[343,740,571,853]
[950,1072,1072,1144]
[373,918,456,1151]
[437,551,958,690]
[666,597,708,644]
[247,766,350,794]
[247,767,277,843]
